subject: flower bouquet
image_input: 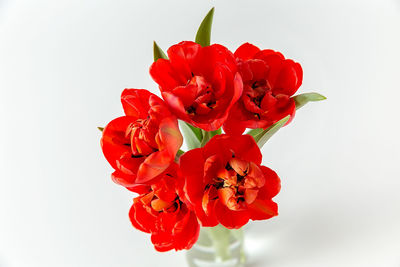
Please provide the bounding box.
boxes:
[100,7,325,267]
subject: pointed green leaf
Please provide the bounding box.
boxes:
[294,92,326,110]
[195,7,215,47]
[97,127,104,132]
[179,121,202,149]
[153,41,168,61]
[252,116,290,148]
[247,128,263,137]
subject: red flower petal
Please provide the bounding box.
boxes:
[167,41,201,82]
[121,89,153,118]
[246,162,265,188]
[136,115,182,184]
[229,135,263,165]
[229,157,249,176]
[126,184,150,194]
[254,49,285,89]
[151,232,176,252]
[149,59,181,91]
[234,43,261,60]
[258,166,281,199]
[214,200,250,229]
[180,149,219,227]
[111,170,137,188]
[248,199,278,221]
[129,198,157,233]
[101,116,136,170]
[172,208,200,250]
[244,188,259,204]
[179,148,206,205]
[161,91,190,121]
[222,104,248,135]
[273,60,303,96]
[217,187,237,210]
[202,185,218,214]
[247,59,269,81]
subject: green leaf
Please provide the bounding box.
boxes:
[195,7,215,47]
[177,149,185,157]
[294,92,326,110]
[97,127,104,132]
[179,121,202,149]
[252,116,290,148]
[247,128,263,137]
[153,41,168,61]
[187,123,203,141]
[210,128,221,138]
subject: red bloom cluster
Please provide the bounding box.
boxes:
[101,41,301,251]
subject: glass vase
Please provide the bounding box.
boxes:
[186,225,246,267]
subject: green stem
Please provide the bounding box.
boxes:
[231,228,246,264]
[207,225,231,261]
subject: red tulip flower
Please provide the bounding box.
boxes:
[129,164,200,252]
[101,89,183,186]
[150,41,243,131]
[224,43,303,135]
[179,134,281,229]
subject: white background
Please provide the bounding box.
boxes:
[1,0,400,266]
